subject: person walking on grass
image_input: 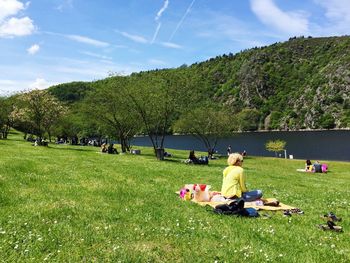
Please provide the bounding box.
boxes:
[221,153,263,201]
[227,145,232,156]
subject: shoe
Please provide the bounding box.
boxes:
[263,198,280,206]
[283,210,292,217]
[318,221,343,232]
[290,208,304,214]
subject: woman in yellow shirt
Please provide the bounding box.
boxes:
[221,153,262,201]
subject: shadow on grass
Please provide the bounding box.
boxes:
[48,145,96,152]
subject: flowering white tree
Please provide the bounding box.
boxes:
[18,90,68,143]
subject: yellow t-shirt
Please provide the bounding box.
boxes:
[221,165,247,198]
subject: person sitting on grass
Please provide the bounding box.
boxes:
[221,153,262,202]
[188,150,208,165]
[313,160,322,173]
[189,150,200,164]
[107,143,118,154]
[101,143,108,153]
[305,159,313,172]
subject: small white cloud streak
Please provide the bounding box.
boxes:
[118,31,148,43]
[160,41,182,49]
[0,16,35,37]
[66,34,109,47]
[151,22,161,43]
[152,0,169,43]
[80,51,112,60]
[155,0,169,22]
[250,0,309,36]
[27,44,40,55]
[168,0,196,41]
[56,0,73,12]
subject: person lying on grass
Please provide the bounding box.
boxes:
[221,153,263,202]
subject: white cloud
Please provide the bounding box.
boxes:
[250,0,309,36]
[0,16,35,37]
[0,0,35,38]
[313,0,350,35]
[160,41,182,49]
[315,0,350,21]
[66,34,109,47]
[27,44,40,55]
[191,11,271,49]
[29,78,50,90]
[0,0,24,21]
[118,31,148,44]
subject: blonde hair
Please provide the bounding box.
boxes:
[227,153,243,166]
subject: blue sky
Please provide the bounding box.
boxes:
[1,0,350,95]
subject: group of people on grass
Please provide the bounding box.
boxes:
[305,159,328,173]
[101,143,118,154]
[185,151,331,203]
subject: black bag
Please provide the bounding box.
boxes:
[213,198,260,217]
[213,198,245,215]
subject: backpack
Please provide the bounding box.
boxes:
[213,198,259,217]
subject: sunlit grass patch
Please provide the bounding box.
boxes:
[0,131,349,262]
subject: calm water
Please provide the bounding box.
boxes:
[131,130,350,161]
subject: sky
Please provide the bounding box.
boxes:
[1,0,350,95]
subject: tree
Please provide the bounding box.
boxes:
[18,90,68,143]
[83,77,141,152]
[173,106,232,158]
[265,139,286,157]
[124,71,193,158]
[235,108,261,131]
[319,113,335,129]
[0,96,17,139]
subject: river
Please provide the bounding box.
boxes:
[131,130,350,161]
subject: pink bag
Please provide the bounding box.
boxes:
[321,164,328,173]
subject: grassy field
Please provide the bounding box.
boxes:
[0,131,349,262]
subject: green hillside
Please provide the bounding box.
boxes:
[48,36,350,130]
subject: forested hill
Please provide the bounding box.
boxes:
[49,36,350,130]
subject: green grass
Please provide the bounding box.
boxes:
[0,131,349,262]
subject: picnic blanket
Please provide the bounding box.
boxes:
[191,197,295,211]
